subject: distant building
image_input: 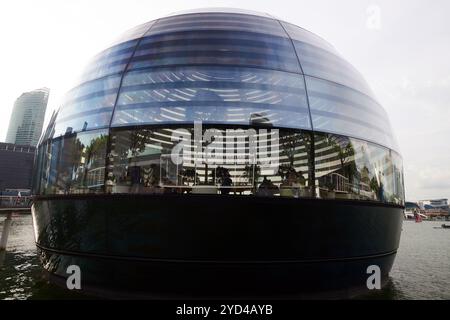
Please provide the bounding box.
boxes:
[6,88,50,147]
[0,142,35,192]
[418,199,449,217]
[419,199,448,210]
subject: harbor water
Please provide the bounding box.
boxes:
[1,213,449,300]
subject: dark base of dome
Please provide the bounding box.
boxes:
[40,247,395,299]
[32,194,403,299]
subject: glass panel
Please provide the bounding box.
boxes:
[112,66,310,130]
[32,144,44,195]
[280,21,337,53]
[52,75,121,137]
[77,40,139,83]
[76,20,157,84]
[293,41,374,97]
[53,110,111,138]
[306,76,398,151]
[39,130,108,195]
[315,132,404,205]
[113,106,310,129]
[148,13,287,37]
[35,124,404,204]
[165,8,273,18]
[129,31,301,73]
[108,20,156,47]
[40,138,61,195]
[107,126,314,198]
[64,75,121,104]
[40,110,57,143]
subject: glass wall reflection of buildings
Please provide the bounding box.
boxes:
[33,125,404,206]
[32,11,404,206]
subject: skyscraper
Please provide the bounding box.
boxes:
[6,87,50,146]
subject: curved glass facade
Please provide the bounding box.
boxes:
[33,10,404,206]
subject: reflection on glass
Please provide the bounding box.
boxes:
[112,66,310,130]
[315,133,404,205]
[79,40,139,83]
[280,21,337,54]
[108,20,156,47]
[37,130,108,195]
[292,40,373,97]
[147,13,287,37]
[107,127,313,198]
[129,30,301,73]
[34,127,404,205]
[306,76,398,151]
[52,76,121,137]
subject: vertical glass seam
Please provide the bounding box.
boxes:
[277,19,316,197]
[108,20,160,127]
[104,20,160,194]
[276,20,314,132]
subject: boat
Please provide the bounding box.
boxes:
[442,224,450,229]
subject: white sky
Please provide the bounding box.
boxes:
[0,0,449,201]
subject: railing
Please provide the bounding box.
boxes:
[1,196,32,252]
[0,196,33,208]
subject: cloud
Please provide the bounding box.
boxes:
[405,163,450,200]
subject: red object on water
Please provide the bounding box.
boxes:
[415,212,422,223]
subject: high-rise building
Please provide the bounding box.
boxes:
[0,142,35,192]
[6,87,50,146]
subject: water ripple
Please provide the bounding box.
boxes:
[1,214,449,299]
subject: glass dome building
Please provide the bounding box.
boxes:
[32,8,404,297]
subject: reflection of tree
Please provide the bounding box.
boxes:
[109,130,150,186]
[370,171,384,201]
[52,133,107,193]
[278,164,292,182]
[68,138,83,189]
[370,176,380,195]
[326,135,357,184]
[84,135,107,168]
[211,166,230,185]
[340,143,357,183]
[124,130,152,186]
[279,131,299,167]
[128,130,150,159]
[278,131,310,187]
[83,135,107,188]
[360,166,370,185]
[243,164,261,192]
[143,164,160,187]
